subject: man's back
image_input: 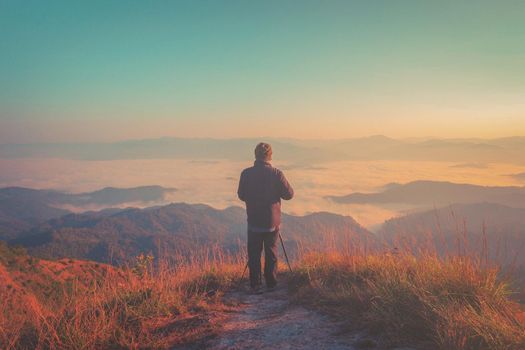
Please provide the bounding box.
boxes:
[238,142,294,291]
[238,160,294,230]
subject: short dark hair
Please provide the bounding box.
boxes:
[255,142,272,160]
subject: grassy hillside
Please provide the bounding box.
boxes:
[289,249,525,349]
[379,203,525,266]
[0,241,244,349]
[3,235,525,349]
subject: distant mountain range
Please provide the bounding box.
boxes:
[2,135,525,164]
[0,186,176,240]
[329,180,525,265]
[8,203,371,265]
[0,186,371,264]
[68,186,177,206]
[328,180,525,209]
[4,183,525,267]
[0,138,310,161]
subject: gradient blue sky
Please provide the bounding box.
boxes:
[1,0,524,142]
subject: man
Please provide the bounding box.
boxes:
[237,142,294,293]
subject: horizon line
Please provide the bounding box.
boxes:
[2,134,525,146]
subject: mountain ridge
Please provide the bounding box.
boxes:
[0,185,178,240]
[328,180,525,209]
[8,202,372,265]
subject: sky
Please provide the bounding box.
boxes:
[1,0,524,143]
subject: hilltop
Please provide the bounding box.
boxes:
[328,180,525,209]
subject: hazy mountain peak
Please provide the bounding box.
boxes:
[328,180,525,209]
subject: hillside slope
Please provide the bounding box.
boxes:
[11,203,372,264]
[0,241,243,349]
[0,186,177,240]
[378,202,525,265]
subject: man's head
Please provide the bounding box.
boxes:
[255,142,272,161]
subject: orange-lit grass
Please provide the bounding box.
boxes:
[289,250,525,349]
[0,246,244,350]
[3,229,525,350]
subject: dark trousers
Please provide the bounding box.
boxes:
[247,230,278,288]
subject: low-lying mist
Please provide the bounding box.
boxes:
[1,157,524,229]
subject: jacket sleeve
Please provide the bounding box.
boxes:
[278,171,294,200]
[237,171,247,202]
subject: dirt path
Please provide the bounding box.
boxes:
[204,282,360,350]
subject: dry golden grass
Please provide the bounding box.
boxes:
[2,236,525,350]
[289,250,525,350]
[0,245,244,350]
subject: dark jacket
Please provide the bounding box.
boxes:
[237,160,294,229]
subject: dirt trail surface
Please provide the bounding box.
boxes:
[204,282,358,350]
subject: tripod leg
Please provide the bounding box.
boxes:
[279,231,293,272]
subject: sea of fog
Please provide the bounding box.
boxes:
[1,158,524,229]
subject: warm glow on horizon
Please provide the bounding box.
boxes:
[1,1,524,143]
[1,110,524,144]
[1,1,525,228]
